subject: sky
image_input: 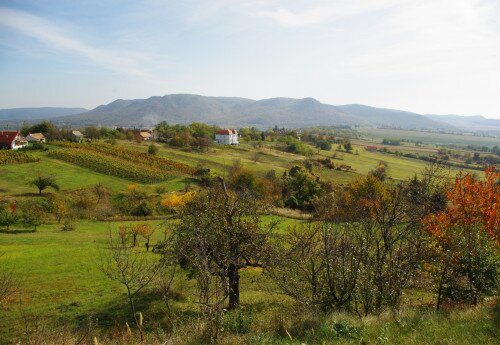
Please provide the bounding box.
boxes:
[0,0,499,118]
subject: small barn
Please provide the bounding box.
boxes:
[71,130,85,142]
[0,131,28,150]
[26,133,46,143]
[138,131,152,141]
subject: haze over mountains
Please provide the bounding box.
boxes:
[1,94,499,133]
[0,107,88,121]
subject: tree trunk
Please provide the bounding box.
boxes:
[228,264,240,310]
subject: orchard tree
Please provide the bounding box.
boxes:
[29,175,59,195]
[0,204,18,230]
[164,180,277,310]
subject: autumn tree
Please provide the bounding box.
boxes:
[115,184,153,217]
[424,167,499,308]
[310,175,427,314]
[18,199,46,230]
[0,204,18,230]
[47,194,71,223]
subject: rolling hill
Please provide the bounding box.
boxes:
[4,95,498,132]
[37,94,443,129]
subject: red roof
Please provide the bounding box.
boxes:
[216,129,237,135]
[0,131,19,144]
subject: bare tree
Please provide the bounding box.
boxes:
[99,231,164,342]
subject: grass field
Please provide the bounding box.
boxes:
[121,140,478,185]
[357,127,500,148]
[1,219,498,344]
[0,216,298,343]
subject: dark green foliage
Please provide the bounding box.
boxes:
[0,205,18,230]
[29,175,60,195]
[332,320,362,339]
[281,166,322,210]
[221,309,252,334]
[148,144,159,155]
[315,140,332,151]
[114,186,153,217]
[382,138,401,145]
[278,136,314,156]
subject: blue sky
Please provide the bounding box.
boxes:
[0,0,499,118]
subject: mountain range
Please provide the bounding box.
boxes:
[0,94,499,133]
[0,107,88,121]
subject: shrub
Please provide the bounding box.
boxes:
[221,309,252,334]
[60,220,75,231]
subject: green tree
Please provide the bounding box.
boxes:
[148,143,159,155]
[0,205,17,230]
[282,166,322,210]
[29,175,60,195]
[165,181,276,310]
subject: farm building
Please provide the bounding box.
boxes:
[215,129,239,145]
[0,131,28,150]
[71,130,84,142]
[365,146,378,152]
[26,133,46,143]
[138,131,152,141]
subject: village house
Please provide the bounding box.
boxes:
[215,128,239,145]
[26,133,46,143]
[138,131,152,141]
[0,131,28,150]
[140,128,158,140]
[71,130,85,142]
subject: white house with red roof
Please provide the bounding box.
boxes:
[215,128,239,145]
[0,131,28,150]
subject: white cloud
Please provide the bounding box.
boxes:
[255,0,399,28]
[0,7,150,77]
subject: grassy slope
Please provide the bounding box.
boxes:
[0,151,190,197]
[123,140,473,185]
[1,138,481,200]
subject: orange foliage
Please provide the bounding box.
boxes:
[424,167,499,243]
[132,223,154,238]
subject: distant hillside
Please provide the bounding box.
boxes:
[0,107,88,121]
[5,95,496,132]
[337,104,449,130]
[43,94,439,129]
[425,114,500,131]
